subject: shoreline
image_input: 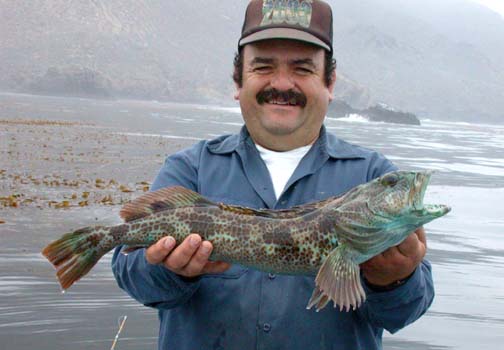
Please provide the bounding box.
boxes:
[0,117,193,241]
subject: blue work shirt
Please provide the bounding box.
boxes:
[112,125,434,350]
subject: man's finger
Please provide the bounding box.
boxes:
[415,227,427,246]
[145,236,176,265]
[381,246,402,261]
[180,241,214,276]
[397,232,425,258]
[165,234,201,270]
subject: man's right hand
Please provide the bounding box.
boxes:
[145,234,231,278]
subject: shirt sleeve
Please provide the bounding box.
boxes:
[111,141,205,310]
[357,260,435,334]
[366,150,398,181]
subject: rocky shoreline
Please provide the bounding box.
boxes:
[328,100,421,125]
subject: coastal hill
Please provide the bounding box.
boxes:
[0,0,503,123]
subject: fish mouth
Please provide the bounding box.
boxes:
[410,171,432,211]
[421,204,451,217]
[410,171,451,218]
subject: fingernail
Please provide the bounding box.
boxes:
[164,236,175,249]
[189,235,201,247]
[201,242,212,254]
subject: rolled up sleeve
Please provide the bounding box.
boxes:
[111,248,200,309]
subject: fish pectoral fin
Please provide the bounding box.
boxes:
[307,287,331,311]
[120,186,217,222]
[307,245,365,312]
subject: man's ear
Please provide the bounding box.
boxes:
[328,70,336,102]
[234,84,241,100]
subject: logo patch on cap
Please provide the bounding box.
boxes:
[261,0,313,28]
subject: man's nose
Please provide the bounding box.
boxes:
[270,68,295,91]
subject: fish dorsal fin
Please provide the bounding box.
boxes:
[217,195,340,219]
[217,203,302,218]
[120,186,216,222]
[288,195,343,216]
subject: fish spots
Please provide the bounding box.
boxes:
[86,233,104,248]
[263,228,294,247]
[109,225,129,242]
[130,223,142,231]
[190,221,217,236]
[235,225,251,240]
[175,210,191,221]
[318,215,335,236]
[162,223,175,234]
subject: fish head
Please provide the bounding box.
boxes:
[363,170,450,225]
[328,170,450,258]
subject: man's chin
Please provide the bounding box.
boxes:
[260,104,303,124]
[262,121,303,136]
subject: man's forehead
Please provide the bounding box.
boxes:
[243,39,325,61]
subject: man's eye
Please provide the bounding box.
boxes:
[295,67,313,74]
[254,66,272,73]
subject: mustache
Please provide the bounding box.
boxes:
[256,88,307,107]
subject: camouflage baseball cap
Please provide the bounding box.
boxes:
[239,0,333,52]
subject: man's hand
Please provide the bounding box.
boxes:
[145,234,231,278]
[360,227,427,287]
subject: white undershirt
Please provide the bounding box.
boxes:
[255,143,312,200]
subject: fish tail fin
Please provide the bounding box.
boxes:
[42,226,107,290]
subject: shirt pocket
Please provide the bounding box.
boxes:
[202,264,248,279]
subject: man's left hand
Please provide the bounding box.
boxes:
[360,227,427,287]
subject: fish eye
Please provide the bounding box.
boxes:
[381,173,399,187]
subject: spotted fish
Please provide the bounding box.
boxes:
[42,170,450,311]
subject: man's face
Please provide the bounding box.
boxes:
[235,39,335,151]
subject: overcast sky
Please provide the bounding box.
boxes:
[471,0,504,16]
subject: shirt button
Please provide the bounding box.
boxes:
[263,323,271,332]
[268,273,276,280]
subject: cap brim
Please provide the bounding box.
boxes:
[239,28,330,51]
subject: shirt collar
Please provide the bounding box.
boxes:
[207,125,366,160]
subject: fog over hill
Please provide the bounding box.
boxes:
[0,0,503,123]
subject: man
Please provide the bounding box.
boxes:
[112,1,434,349]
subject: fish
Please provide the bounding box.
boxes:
[42,170,450,311]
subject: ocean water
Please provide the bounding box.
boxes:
[0,93,503,349]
